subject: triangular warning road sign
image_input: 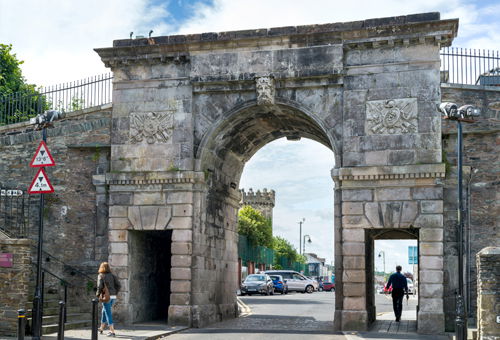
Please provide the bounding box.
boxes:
[30,141,55,167]
[28,168,55,194]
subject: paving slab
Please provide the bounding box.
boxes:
[0,323,188,340]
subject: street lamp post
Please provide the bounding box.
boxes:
[438,102,480,340]
[303,235,311,254]
[378,250,386,274]
[298,218,305,255]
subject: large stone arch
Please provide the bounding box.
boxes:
[95,12,458,334]
[196,98,339,175]
[191,98,337,326]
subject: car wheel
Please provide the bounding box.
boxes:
[306,285,314,293]
[285,288,288,294]
[241,293,246,296]
[270,288,274,295]
[266,288,270,296]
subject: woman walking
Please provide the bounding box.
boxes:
[96,262,121,337]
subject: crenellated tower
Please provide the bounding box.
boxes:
[240,188,276,221]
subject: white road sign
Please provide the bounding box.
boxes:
[30,141,55,167]
[28,168,54,194]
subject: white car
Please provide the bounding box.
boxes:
[265,270,317,293]
[406,278,414,294]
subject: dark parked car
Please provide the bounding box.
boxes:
[240,274,274,296]
[322,282,335,291]
[269,274,288,294]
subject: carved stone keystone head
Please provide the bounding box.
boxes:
[255,76,275,106]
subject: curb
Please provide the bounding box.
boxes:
[148,326,189,339]
[236,297,252,316]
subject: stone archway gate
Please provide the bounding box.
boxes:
[95,12,457,334]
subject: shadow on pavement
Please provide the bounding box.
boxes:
[182,328,341,335]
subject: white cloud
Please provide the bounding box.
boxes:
[2,0,498,85]
[0,0,173,85]
[177,0,461,34]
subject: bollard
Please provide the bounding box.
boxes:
[91,298,98,340]
[17,309,25,340]
[31,294,41,339]
[57,301,65,340]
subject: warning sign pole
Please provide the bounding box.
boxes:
[31,127,47,340]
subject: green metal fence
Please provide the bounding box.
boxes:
[238,234,274,265]
[238,234,309,275]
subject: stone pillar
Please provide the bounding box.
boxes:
[0,238,33,336]
[333,164,446,333]
[417,192,446,333]
[476,247,500,340]
[106,172,200,325]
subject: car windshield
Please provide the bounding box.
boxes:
[245,275,265,281]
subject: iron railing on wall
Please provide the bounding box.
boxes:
[440,47,500,86]
[0,189,38,239]
[0,73,113,126]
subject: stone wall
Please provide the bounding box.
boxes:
[476,247,500,340]
[0,105,112,311]
[0,238,34,336]
[441,85,500,331]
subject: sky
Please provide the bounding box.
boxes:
[1,0,499,270]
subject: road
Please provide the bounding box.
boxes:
[164,290,344,340]
[163,291,441,340]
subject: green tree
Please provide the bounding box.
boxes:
[0,44,45,123]
[273,236,305,263]
[237,205,273,248]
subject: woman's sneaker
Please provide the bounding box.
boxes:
[107,332,115,337]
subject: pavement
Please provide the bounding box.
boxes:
[1,293,452,340]
[0,323,188,340]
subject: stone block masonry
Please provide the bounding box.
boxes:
[93,12,457,332]
[477,247,500,340]
[441,85,500,331]
[0,238,34,337]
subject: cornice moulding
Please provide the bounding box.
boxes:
[332,164,446,181]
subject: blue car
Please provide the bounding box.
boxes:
[269,274,288,294]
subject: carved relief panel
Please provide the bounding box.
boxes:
[366,98,418,135]
[130,111,174,144]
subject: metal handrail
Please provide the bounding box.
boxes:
[33,246,96,283]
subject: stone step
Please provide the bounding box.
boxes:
[43,306,81,315]
[42,312,92,325]
[42,319,92,334]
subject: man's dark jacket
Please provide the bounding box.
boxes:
[386,272,408,292]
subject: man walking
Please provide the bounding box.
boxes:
[385,265,408,322]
